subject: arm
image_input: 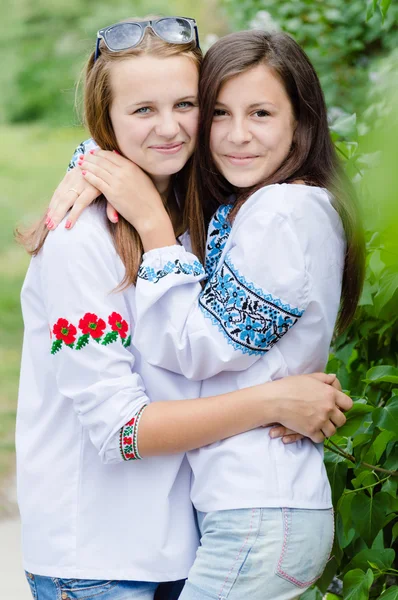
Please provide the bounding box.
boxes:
[133,199,308,380]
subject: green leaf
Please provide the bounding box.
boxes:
[379,586,398,599]
[369,249,385,280]
[346,548,395,574]
[382,477,397,498]
[123,334,131,348]
[392,522,398,544]
[343,569,373,600]
[330,113,357,139]
[338,402,374,436]
[366,0,377,20]
[325,453,348,505]
[50,339,63,355]
[373,430,396,462]
[299,587,323,600]
[373,397,398,434]
[374,272,398,315]
[101,331,119,346]
[351,492,393,547]
[365,366,398,384]
[76,334,90,350]
[379,0,392,20]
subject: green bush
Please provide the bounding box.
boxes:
[221,0,398,113]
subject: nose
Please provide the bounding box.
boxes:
[155,112,180,139]
[227,117,252,145]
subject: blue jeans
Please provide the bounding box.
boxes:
[25,573,185,600]
[179,507,334,600]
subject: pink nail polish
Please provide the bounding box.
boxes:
[82,170,87,176]
[65,220,72,229]
[79,154,84,159]
[47,220,54,229]
[45,217,50,225]
[89,149,95,155]
[114,213,119,222]
[113,150,120,155]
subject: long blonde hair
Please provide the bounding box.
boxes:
[17,18,202,288]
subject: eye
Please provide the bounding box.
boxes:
[176,101,195,109]
[213,108,227,117]
[253,109,270,118]
[134,106,152,115]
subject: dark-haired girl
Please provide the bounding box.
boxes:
[74,30,364,599]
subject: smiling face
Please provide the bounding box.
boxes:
[210,63,296,189]
[109,54,199,191]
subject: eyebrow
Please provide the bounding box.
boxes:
[215,101,277,109]
[127,95,198,109]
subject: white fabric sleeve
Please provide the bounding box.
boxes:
[40,218,149,464]
[133,203,309,380]
[67,138,98,171]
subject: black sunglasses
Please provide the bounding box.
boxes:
[94,17,200,62]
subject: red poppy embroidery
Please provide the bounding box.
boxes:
[53,318,77,345]
[79,313,106,339]
[50,311,131,354]
[108,312,129,339]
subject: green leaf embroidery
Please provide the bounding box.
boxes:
[51,339,63,355]
[76,334,90,350]
[102,331,118,346]
[123,335,131,348]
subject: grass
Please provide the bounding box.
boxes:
[0,124,85,489]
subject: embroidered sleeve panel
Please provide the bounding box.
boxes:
[205,204,233,279]
[199,255,304,355]
[67,138,98,171]
[138,258,205,284]
[119,405,147,461]
[50,311,131,355]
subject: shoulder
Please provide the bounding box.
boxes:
[235,183,343,238]
[42,204,114,260]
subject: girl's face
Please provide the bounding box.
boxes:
[109,54,199,191]
[210,64,296,189]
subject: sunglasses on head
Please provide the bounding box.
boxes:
[94,16,200,62]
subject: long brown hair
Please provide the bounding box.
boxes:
[18,19,202,288]
[186,30,365,333]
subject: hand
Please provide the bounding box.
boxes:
[46,164,111,230]
[78,150,173,236]
[269,425,305,444]
[267,373,352,444]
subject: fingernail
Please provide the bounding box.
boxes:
[45,216,50,225]
[113,150,120,155]
[89,149,95,155]
[47,220,54,229]
[79,154,84,159]
[65,220,72,229]
[269,430,278,438]
[82,170,87,175]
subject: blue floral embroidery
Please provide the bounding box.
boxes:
[205,204,233,278]
[138,259,205,284]
[199,256,304,354]
[67,139,97,171]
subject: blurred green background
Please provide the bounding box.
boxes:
[0,2,397,596]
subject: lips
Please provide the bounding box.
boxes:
[150,142,184,150]
[223,153,259,166]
